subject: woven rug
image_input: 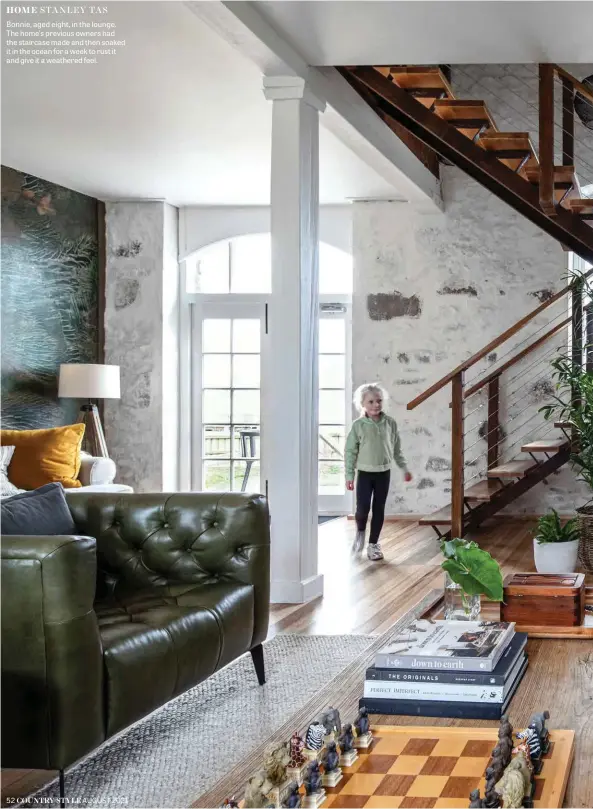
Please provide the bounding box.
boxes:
[29,634,375,809]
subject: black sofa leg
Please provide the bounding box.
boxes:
[59,769,65,808]
[250,643,266,685]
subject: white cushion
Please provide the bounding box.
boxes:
[0,446,24,498]
[78,452,117,486]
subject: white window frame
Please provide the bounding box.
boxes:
[189,294,270,493]
[318,294,353,515]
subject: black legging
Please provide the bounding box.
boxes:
[355,470,391,544]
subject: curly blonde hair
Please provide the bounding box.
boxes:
[353,383,388,415]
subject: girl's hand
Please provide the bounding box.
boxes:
[346,480,354,491]
[404,471,413,483]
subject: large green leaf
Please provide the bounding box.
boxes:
[441,543,504,601]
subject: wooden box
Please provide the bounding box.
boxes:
[501,573,585,627]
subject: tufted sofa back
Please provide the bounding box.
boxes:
[66,491,270,613]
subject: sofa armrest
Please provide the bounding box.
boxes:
[79,452,116,486]
[1,535,104,769]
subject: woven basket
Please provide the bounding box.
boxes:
[577,505,593,572]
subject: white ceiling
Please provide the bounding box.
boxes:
[253,1,593,65]
[1,2,395,206]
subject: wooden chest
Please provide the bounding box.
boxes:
[501,573,585,627]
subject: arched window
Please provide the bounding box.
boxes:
[187,233,352,295]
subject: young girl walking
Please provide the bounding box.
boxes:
[345,383,412,560]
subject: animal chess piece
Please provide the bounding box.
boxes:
[516,726,544,774]
[354,707,370,737]
[244,771,273,809]
[468,788,484,808]
[319,707,341,736]
[525,710,551,755]
[289,732,306,768]
[495,754,532,809]
[498,714,513,740]
[492,735,513,768]
[305,722,325,751]
[338,723,355,754]
[304,761,323,796]
[484,766,501,809]
[263,741,291,786]
[320,742,340,774]
[221,799,239,808]
[284,782,302,808]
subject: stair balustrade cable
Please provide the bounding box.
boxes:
[445,63,593,184]
[462,345,568,423]
[462,305,571,390]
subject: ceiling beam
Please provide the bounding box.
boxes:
[186,1,442,211]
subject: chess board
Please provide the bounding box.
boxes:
[319,726,574,809]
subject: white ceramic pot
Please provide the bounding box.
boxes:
[533,538,580,573]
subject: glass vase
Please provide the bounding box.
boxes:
[443,573,481,621]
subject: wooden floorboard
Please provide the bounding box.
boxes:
[3,517,591,806]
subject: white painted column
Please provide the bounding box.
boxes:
[263,76,325,603]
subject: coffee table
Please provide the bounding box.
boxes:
[194,589,593,808]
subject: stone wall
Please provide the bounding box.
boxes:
[104,201,179,492]
[352,171,588,516]
[351,63,593,516]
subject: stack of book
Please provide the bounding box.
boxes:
[362,619,527,720]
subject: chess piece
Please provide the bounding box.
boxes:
[525,710,551,755]
[516,726,543,774]
[498,714,513,740]
[289,733,306,768]
[305,722,325,752]
[321,742,340,774]
[221,799,239,808]
[284,782,301,809]
[354,707,370,737]
[353,707,373,749]
[320,741,342,787]
[338,724,355,754]
[319,707,341,741]
[244,771,273,809]
[495,754,532,809]
[304,762,323,796]
[338,723,358,767]
[264,741,290,786]
[468,788,484,808]
[492,735,513,768]
[484,767,501,809]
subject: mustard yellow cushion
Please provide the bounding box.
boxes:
[0,424,85,490]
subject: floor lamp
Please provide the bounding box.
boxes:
[58,364,121,458]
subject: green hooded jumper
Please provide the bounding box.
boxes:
[345,413,408,482]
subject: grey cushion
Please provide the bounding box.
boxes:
[1,482,77,535]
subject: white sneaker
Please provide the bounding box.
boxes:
[367,543,384,561]
[352,530,365,553]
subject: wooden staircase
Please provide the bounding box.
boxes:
[406,281,585,540]
[340,63,593,263]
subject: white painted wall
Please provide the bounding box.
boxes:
[179,204,352,259]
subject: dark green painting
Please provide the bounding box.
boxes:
[1,166,99,428]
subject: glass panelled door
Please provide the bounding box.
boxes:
[193,302,265,494]
[318,305,351,513]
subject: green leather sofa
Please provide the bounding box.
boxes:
[1,491,270,780]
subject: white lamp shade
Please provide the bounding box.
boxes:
[58,364,121,399]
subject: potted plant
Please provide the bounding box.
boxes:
[540,272,593,571]
[533,510,580,573]
[440,538,504,620]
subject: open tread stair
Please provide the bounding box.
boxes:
[344,65,593,260]
[521,438,569,453]
[487,459,537,479]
